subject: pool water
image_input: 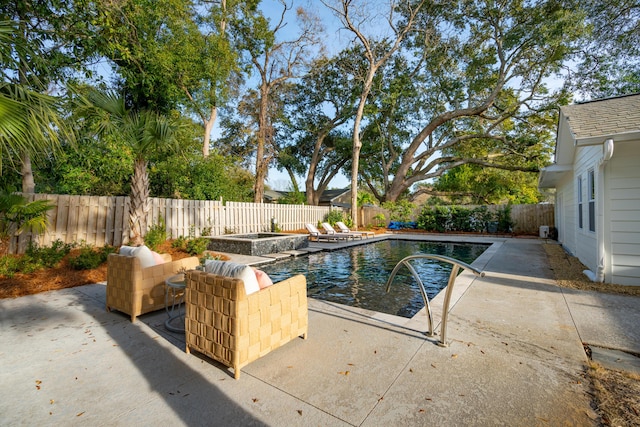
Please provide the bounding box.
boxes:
[260,239,488,318]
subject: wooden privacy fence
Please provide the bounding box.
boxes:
[9,194,554,253]
[508,204,555,234]
[11,194,333,254]
[359,206,389,228]
[147,199,332,238]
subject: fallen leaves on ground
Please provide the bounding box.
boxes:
[544,242,640,426]
[543,243,640,296]
[588,362,640,427]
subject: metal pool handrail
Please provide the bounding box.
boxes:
[385,254,485,347]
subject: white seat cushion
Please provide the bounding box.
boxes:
[204,260,260,295]
[119,245,157,269]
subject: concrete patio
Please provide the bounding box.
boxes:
[1,235,639,426]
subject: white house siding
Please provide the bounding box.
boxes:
[608,141,640,285]
[572,145,602,274]
[555,173,575,252]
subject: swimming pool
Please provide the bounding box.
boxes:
[260,239,488,318]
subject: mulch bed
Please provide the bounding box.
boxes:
[0,241,203,299]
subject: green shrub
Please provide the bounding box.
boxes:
[172,236,188,251]
[68,244,116,270]
[0,255,22,278]
[173,235,209,256]
[496,205,515,233]
[416,206,473,232]
[201,219,213,237]
[471,206,494,232]
[25,240,73,268]
[373,213,386,227]
[145,216,167,251]
[382,200,416,222]
[188,225,197,239]
[416,205,438,231]
[325,210,346,226]
[447,206,464,231]
[185,237,209,255]
[417,205,515,233]
[0,240,73,277]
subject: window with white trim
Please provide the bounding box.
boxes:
[588,169,595,232]
[577,176,583,229]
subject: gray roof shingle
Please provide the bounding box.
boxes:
[561,93,640,139]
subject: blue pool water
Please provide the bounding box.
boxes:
[260,239,488,318]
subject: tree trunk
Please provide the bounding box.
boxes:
[350,87,370,228]
[21,152,35,194]
[385,183,405,203]
[202,105,217,157]
[305,134,326,205]
[350,142,361,228]
[254,84,270,203]
[129,158,150,246]
[306,183,318,205]
[254,157,268,203]
[285,166,300,193]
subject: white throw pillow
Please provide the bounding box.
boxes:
[204,260,260,295]
[119,245,157,269]
[118,245,136,257]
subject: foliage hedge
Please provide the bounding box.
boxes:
[68,244,116,270]
[416,205,514,233]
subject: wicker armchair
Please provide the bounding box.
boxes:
[185,270,308,379]
[106,253,200,322]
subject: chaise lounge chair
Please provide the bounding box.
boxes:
[306,223,349,242]
[321,222,360,240]
[336,221,375,239]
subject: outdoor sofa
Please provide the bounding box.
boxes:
[184,263,308,379]
[106,246,199,322]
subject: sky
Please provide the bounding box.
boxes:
[258,0,573,191]
[243,0,358,191]
[256,0,400,191]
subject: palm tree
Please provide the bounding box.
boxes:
[0,21,68,184]
[0,189,54,254]
[81,90,180,245]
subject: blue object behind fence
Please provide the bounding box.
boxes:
[388,221,417,230]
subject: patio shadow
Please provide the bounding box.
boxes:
[0,283,268,425]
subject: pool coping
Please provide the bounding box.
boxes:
[220,233,507,336]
